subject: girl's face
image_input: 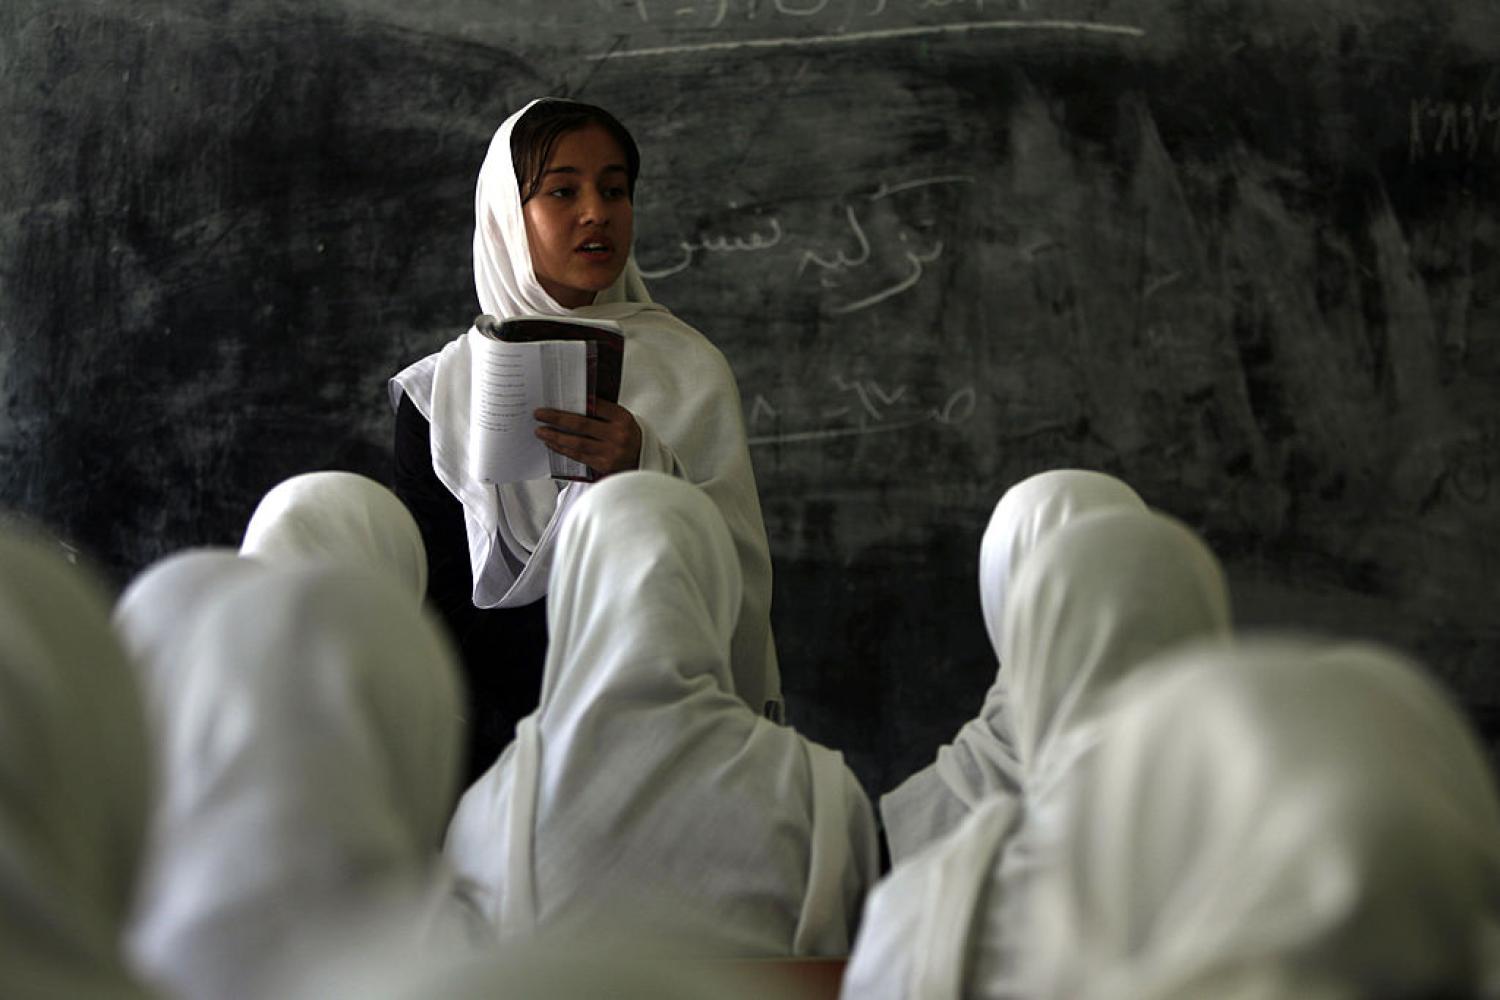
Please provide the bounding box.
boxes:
[523,124,634,309]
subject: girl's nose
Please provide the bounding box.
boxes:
[579,188,607,225]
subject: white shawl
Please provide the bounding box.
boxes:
[1026,638,1500,999]
[124,565,475,1000]
[114,547,263,704]
[0,530,155,999]
[444,472,877,956]
[390,98,780,716]
[112,547,266,858]
[842,508,1231,1000]
[880,470,1146,862]
[239,471,428,600]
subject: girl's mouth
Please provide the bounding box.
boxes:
[576,239,613,261]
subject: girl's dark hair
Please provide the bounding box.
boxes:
[511,100,641,203]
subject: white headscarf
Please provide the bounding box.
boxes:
[1026,637,1500,1000]
[842,508,1231,1000]
[390,98,781,717]
[880,470,1147,862]
[113,547,265,721]
[0,530,154,999]
[471,97,653,319]
[445,472,876,956]
[239,471,428,600]
[125,565,474,1000]
[1002,508,1231,788]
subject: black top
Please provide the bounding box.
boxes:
[393,391,548,785]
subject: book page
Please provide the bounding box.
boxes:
[540,340,589,480]
[468,337,552,485]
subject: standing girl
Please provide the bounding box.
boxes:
[392,98,782,779]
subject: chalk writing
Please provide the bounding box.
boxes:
[749,393,780,429]
[1409,97,1500,162]
[918,0,1009,10]
[824,375,910,419]
[931,385,976,425]
[746,375,976,446]
[775,0,831,14]
[870,174,976,200]
[640,174,969,312]
[638,217,784,279]
[829,235,943,315]
[594,1,1145,59]
[798,175,969,312]
[1142,271,1181,300]
[627,0,900,25]
[797,206,872,279]
[626,0,1073,27]
[666,0,729,26]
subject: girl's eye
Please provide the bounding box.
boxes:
[547,187,574,199]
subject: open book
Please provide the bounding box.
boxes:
[467,313,625,485]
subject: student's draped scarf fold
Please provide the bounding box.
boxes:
[389,97,781,716]
[445,472,877,955]
[0,531,155,999]
[843,508,1231,1000]
[118,563,478,1000]
[879,470,1148,863]
[1027,638,1500,999]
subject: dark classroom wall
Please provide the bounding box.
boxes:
[4,0,1499,793]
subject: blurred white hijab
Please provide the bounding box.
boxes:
[239,471,427,600]
[1026,638,1500,999]
[124,565,475,1000]
[0,530,154,999]
[843,508,1231,1000]
[445,472,876,955]
[114,546,264,723]
[880,470,1147,862]
[390,98,781,717]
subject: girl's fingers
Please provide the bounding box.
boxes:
[534,404,639,474]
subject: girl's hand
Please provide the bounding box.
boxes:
[534,400,642,477]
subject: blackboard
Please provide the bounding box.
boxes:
[5,0,1499,793]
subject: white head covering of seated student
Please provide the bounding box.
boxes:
[114,547,266,720]
[389,97,781,719]
[0,528,156,999]
[239,470,428,600]
[444,471,877,955]
[842,507,1232,1000]
[1024,637,1500,1000]
[125,564,480,1000]
[880,469,1148,863]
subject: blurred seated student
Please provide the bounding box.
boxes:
[1025,637,1500,999]
[880,469,1147,863]
[120,564,482,1000]
[390,98,781,783]
[239,470,427,600]
[842,508,1232,1000]
[113,547,262,720]
[0,527,157,998]
[445,472,877,956]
